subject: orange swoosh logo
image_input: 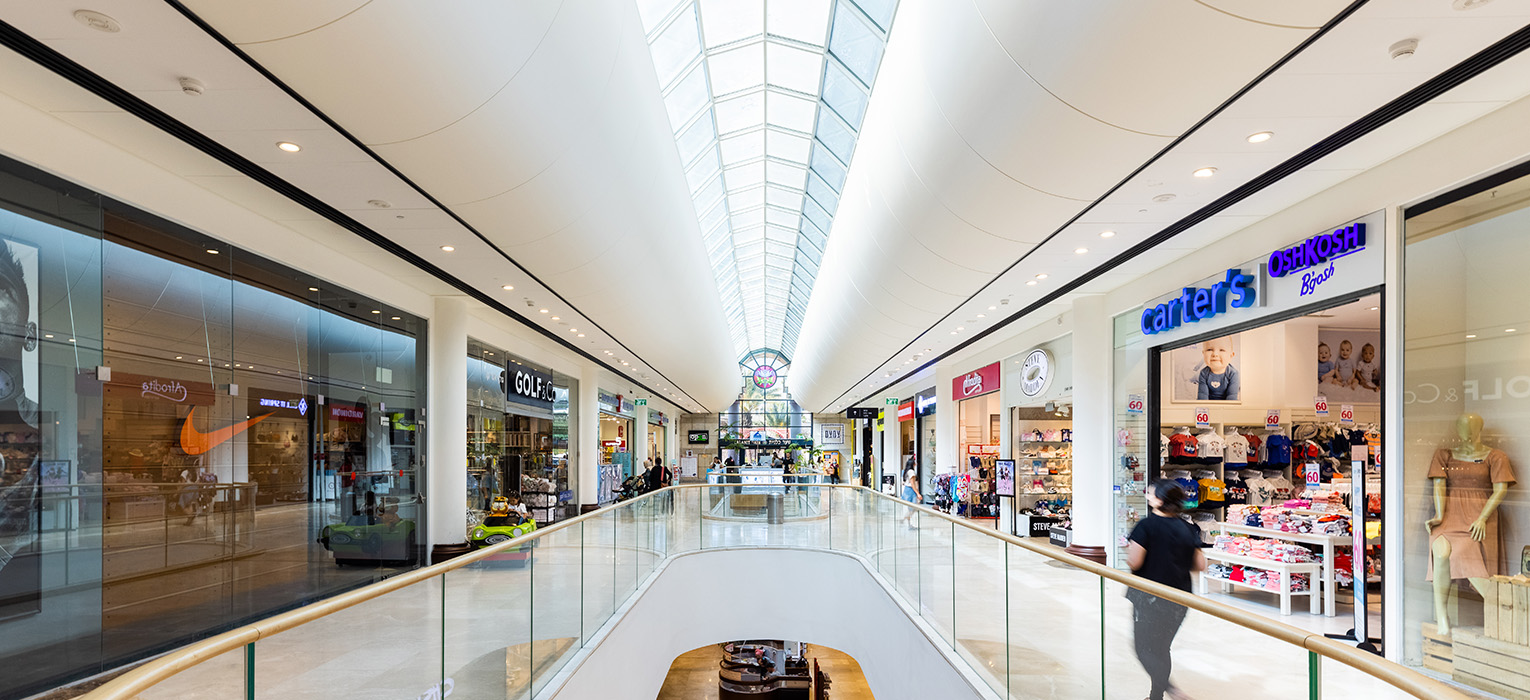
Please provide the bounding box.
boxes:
[180,407,273,455]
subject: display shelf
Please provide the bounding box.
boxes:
[1200,551,1322,615]
[1015,441,1073,445]
[1215,521,1346,617]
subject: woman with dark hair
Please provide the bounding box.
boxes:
[1125,479,1207,700]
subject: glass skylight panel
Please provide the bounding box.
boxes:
[766,185,803,209]
[719,130,766,162]
[767,0,832,45]
[665,65,711,127]
[699,0,763,48]
[652,6,703,87]
[828,4,882,86]
[765,129,813,163]
[810,146,847,192]
[707,43,764,96]
[641,0,898,357]
[676,111,716,164]
[765,92,817,133]
[766,42,826,95]
[765,161,808,189]
[714,91,766,134]
[815,108,856,164]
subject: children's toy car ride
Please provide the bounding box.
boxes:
[318,516,417,565]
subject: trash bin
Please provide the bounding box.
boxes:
[766,492,783,525]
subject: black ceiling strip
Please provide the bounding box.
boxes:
[1404,153,1530,219]
[154,0,703,412]
[830,18,1530,412]
[818,0,1372,412]
[0,17,703,413]
[0,18,702,414]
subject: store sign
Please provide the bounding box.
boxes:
[953,362,1001,399]
[256,396,309,416]
[106,371,216,405]
[330,403,365,423]
[1126,394,1144,414]
[507,364,555,407]
[1266,223,1366,282]
[915,389,937,416]
[897,399,915,422]
[742,438,810,449]
[845,407,879,419]
[821,424,845,445]
[966,444,1000,455]
[687,430,710,445]
[1140,268,1259,335]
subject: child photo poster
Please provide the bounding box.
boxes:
[1170,333,1242,403]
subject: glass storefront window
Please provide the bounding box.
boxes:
[1403,169,1530,689]
[466,342,576,524]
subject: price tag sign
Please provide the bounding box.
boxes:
[1126,394,1144,415]
[1194,407,1211,428]
[1266,409,1281,428]
[1339,405,1355,425]
[1314,396,1329,416]
[1304,461,1322,489]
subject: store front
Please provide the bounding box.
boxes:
[466,342,575,525]
[949,363,1001,518]
[647,409,667,468]
[1005,339,1073,541]
[845,407,879,487]
[896,396,915,496]
[1400,163,1530,692]
[597,392,635,504]
[914,388,937,501]
[1113,212,1384,638]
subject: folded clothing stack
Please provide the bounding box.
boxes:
[1212,536,1317,563]
[1223,505,1352,536]
[1206,564,1312,592]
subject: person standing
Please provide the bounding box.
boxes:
[1125,480,1206,700]
[900,469,921,530]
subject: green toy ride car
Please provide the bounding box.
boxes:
[318,515,418,564]
[469,511,538,549]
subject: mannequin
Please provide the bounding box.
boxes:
[1426,413,1516,635]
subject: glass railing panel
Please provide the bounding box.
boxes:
[615,503,639,607]
[581,510,616,645]
[875,493,897,576]
[953,525,1007,696]
[445,552,531,700]
[1005,542,1102,699]
[530,524,584,695]
[253,578,443,700]
[894,509,919,603]
[1101,579,1311,699]
[1320,656,1415,699]
[133,645,247,700]
[919,516,955,647]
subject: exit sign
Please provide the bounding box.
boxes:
[885,398,898,405]
[635,398,648,406]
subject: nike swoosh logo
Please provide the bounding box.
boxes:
[181,407,273,455]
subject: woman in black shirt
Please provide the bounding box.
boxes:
[1125,480,1207,700]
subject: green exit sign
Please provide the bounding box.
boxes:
[635,398,648,406]
[885,398,898,405]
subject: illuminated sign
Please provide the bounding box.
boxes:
[1267,223,1366,279]
[1139,269,1257,335]
[257,397,309,416]
[508,365,555,407]
[953,363,1000,399]
[915,392,937,416]
[896,399,914,422]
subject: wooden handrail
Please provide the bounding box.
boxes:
[77,484,1466,700]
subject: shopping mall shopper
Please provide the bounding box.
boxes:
[901,470,920,530]
[1125,480,1206,700]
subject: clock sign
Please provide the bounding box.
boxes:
[752,365,778,390]
[1019,349,1052,398]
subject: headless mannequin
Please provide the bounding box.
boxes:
[1426,413,1512,635]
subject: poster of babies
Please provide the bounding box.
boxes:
[1170,333,1240,403]
[1316,329,1381,404]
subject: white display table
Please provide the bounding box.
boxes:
[1214,521,1349,617]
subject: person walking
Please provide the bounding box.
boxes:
[1125,480,1206,700]
[900,469,921,530]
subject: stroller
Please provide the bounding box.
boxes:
[616,474,649,502]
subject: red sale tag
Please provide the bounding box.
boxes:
[1266,410,1280,427]
[1314,396,1329,416]
[1195,408,1210,427]
[1340,405,1354,424]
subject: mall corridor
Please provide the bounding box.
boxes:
[1,1,1530,699]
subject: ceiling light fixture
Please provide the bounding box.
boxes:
[569,328,577,332]
[551,316,560,321]
[1466,334,1478,339]
[308,287,319,292]
[578,334,585,338]
[539,309,549,314]
[367,199,391,208]
[391,316,401,320]
[987,305,996,311]
[370,310,380,314]
[1507,328,1518,333]
[501,285,514,291]
[1369,306,1379,311]
[1193,167,1218,178]
[1035,273,1048,280]
[1026,280,1037,286]
[976,314,986,318]
[1075,247,1088,255]
[206,249,219,255]
[1247,131,1274,144]
[276,141,302,153]
[440,245,455,252]
[74,10,121,32]
[1100,230,1116,238]
[956,326,965,331]
[1152,193,1177,203]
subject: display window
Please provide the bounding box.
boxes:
[598,391,635,504]
[466,342,574,525]
[1114,211,1384,639]
[1402,165,1530,693]
[944,363,1000,519]
[915,388,936,500]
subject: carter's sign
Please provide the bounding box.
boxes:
[1140,269,1257,335]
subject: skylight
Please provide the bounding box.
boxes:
[639,0,899,355]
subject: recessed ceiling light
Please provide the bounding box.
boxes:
[1193,167,1218,178]
[1035,273,1048,279]
[604,351,612,355]
[569,328,577,332]
[950,331,958,335]
[391,316,401,320]
[276,141,302,153]
[1466,334,1478,339]
[1075,247,1088,254]
[1368,306,1378,311]
[68,338,76,343]
[44,334,52,339]
[1247,131,1274,144]
[1152,193,1177,203]
[371,310,380,314]
[578,333,585,338]
[175,356,183,360]
[440,245,455,252]
[976,314,985,318]
[1100,230,1116,238]
[956,326,965,331]
[308,287,319,292]
[622,361,630,366]
[539,309,549,314]
[987,305,996,311]
[206,249,219,254]
[1507,328,1518,333]
[501,285,514,291]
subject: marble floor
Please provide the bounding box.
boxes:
[88,489,1488,700]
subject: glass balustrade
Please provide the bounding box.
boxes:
[77,485,1466,700]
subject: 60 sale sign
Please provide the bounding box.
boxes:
[1314,396,1329,416]
[1126,393,1144,414]
[1340,405,1355,424]
[1195,407,1211,428]
[1266,409,1281,427]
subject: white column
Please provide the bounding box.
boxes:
[578,365,601,507]
[426,296,469,556]
[1070,294,1111,561]
[633,404,650,471]
[881,402,900,491]
[935,365,957,475]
